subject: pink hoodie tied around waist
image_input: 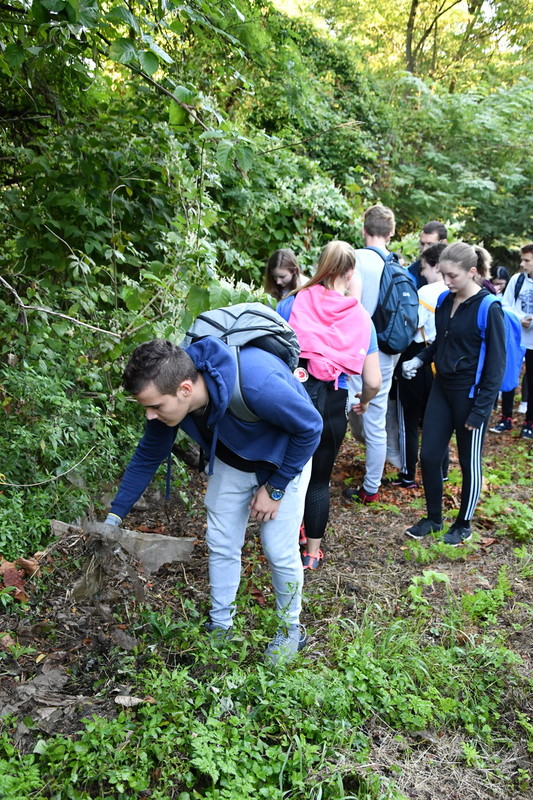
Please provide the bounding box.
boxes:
[289,284,372,386]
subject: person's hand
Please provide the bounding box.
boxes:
[351,393,369,414]
[249,485,281,522]
[104,513,121,526]
[521,315,533,329]
[402,357,423,380]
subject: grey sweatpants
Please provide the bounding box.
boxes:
[204,457,311,629]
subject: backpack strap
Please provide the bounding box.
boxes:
[471,294,501,399]
[364,245,395,264]
[514,272,526,301]
[228,346,260,423]
[436,289,450,308]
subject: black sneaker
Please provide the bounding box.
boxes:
[383,475,419,489]
[489,416,512,433]
[520,422,533,440]
[442,523,472,546]
[405,518,443,540]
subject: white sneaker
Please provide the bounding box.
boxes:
[518,401,527,414]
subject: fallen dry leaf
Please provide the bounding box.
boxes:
[114,695,148,708]
[15,557,41,577]
[0,566,28,602]
[0,632,16,651]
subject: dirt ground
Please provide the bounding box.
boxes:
[0,416,532,798]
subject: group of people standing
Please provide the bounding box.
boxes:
[102,205,531,664]
[266,209,531,552]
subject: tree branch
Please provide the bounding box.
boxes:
[413,0,463,61]
[0,274,28,330]
[257,121,360,155]
[0,274,120,338]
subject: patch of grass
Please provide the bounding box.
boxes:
[403,537,477,565]
[500,501,533,543]
[461,567,513,624]
[514,546,533,579]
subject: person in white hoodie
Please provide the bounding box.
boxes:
[502,243,533,439]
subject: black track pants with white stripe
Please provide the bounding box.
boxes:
[420,376,489,525]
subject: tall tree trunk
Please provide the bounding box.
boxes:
[405,0,420,73]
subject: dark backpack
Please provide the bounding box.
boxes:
[514,272,526,301]
[366,247,419,354]
[182,302,300,422]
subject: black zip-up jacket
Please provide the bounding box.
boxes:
[418,288,505,428]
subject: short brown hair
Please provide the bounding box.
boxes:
[123,340,198,395]
[422,220,447,240]
[363,204,395,238]
[520,242,533,256]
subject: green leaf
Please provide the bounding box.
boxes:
[201,210,217,228]
[209,284,232,308]
[41,0,66,11]
[31,0,51,23]
[143,38,174,64]
[168,19,185,34]
[121,286,141,311]
[138,50,159,75]
[169,104,189,126]
[106,5,140,33]
[65,0,79,22]
[108,38,137,64]
[216,140,234,170]
[234,144,254,173]
[187,286,210,318]
[4,44,27,68]
[173,85,197,104]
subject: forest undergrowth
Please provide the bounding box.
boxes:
[0,413,532,800]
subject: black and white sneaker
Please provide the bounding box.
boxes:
[443,523,472,546]
[520,422,533,440]
[405,518,443,540]
[489,416,512,433]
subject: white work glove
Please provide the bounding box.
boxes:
[104,513,121,526]
[402,357,423,380]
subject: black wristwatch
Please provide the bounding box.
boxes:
[264,482,285,501]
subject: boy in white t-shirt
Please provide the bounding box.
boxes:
[502,243,533,439]
[392,242,448,487]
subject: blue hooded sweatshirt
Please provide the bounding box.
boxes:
[109,337,323,520]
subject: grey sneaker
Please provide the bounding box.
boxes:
[264,625,307,666]
[443,523,472,546]
[205,621,233,640]
[405,518,443,540]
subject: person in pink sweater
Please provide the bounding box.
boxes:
[278,241,381,569]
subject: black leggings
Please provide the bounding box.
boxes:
[304,385,348,542]
[421,377,489,525]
